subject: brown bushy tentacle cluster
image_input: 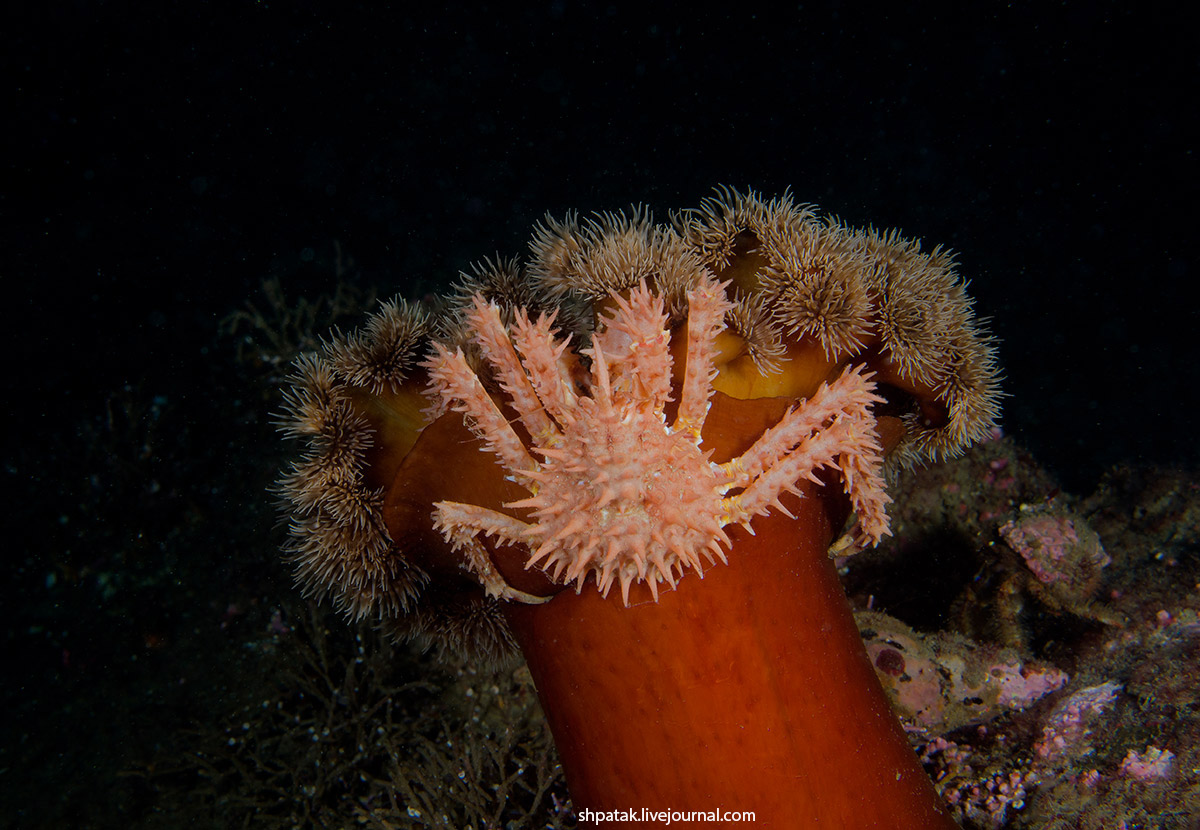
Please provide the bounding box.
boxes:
[276,186,1001,662]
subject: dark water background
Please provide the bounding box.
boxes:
[4,2,1196,827]
[11,2,1197,492]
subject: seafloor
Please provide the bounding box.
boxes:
[3,279,1197,829]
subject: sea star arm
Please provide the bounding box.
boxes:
[724,411,890,546]
[433,501,551,604]
[593,283,674,411]
[424,344,539,480]
[831,416,891,549]
[675,277,733,439]
[722,365,884,490]
[508,310,577,434]
[464,297,557,445]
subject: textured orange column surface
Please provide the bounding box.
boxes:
[275,189,1001,829]
[506,493,958,828]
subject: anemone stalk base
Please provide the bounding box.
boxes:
[505,487,959,829]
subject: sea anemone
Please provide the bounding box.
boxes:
[277,187,1000,827]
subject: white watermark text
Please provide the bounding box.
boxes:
[577,807,755,825]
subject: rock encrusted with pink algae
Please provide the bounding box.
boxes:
[858,610,1068,735]
[842,446,1200,828]
[1119,746,1176,782]
[999,506,1109,601]
[925,745,1037,830]
[1033,680,1122,762]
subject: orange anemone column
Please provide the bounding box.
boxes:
[505,484,957,829]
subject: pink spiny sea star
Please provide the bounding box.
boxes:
[425,275,891,605]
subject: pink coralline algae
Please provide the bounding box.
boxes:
[999,505,1110,604]
[991,658,1070,708]
[1119,745,1176,782]
[942,767,1036,829]
[858,610,1068,734]
[921,739,1037,829]
[1033,680,1122,761]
